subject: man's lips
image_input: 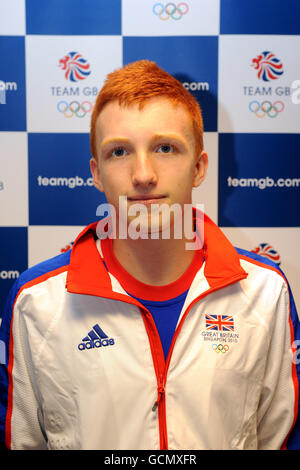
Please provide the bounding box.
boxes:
[127,195,167,204]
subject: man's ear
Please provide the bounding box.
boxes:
[90,157,104,192]
[193,150,208,188]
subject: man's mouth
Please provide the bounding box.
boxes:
[127,195,167,205]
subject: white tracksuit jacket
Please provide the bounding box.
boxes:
[0,214,299,450]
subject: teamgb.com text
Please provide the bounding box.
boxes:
[227,176,300,190]
[37,175,93,189]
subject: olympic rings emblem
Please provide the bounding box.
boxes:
[248,100,285,118]
[57,100,93,118]
[152,2,189,20]
[212,344,229,354]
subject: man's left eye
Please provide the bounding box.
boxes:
[111,147,128,157]
[157,144,174,153]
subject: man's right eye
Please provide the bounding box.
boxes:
[111,147,128,157]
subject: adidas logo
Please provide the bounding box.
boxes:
[78,323,115,351]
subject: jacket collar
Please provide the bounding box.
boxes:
[66,211,247,299]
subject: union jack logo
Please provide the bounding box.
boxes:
[205,315,234,332]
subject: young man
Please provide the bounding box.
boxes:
[0,60,299,450]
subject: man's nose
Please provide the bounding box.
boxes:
[131,152,158,188]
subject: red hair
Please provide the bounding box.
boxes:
[90,60,204,159]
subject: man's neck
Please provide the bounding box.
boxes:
[112,236,196,286]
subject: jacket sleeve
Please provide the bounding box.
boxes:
[0,281,47,450]
[257,278,300,450]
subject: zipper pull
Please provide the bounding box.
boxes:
[152,375,165,412]
[152,401,159,412]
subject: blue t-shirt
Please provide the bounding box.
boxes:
[129,290,189,360]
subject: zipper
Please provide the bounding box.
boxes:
[152,374,167,449]
[139,308,168,449]
[152,374,165,412]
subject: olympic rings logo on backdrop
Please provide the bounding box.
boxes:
[248,100,285,118]
[212,344,229,354]
[57,100,93,118]
[152,2,189,20]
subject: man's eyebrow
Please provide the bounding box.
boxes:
[150,133,186,141]
[149,133,189,147]
[100,137,130,149]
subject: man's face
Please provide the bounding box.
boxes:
[90,97,207,237]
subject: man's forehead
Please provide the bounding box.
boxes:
[95,97,194,135]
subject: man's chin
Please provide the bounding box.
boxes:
[125,212,180,241]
